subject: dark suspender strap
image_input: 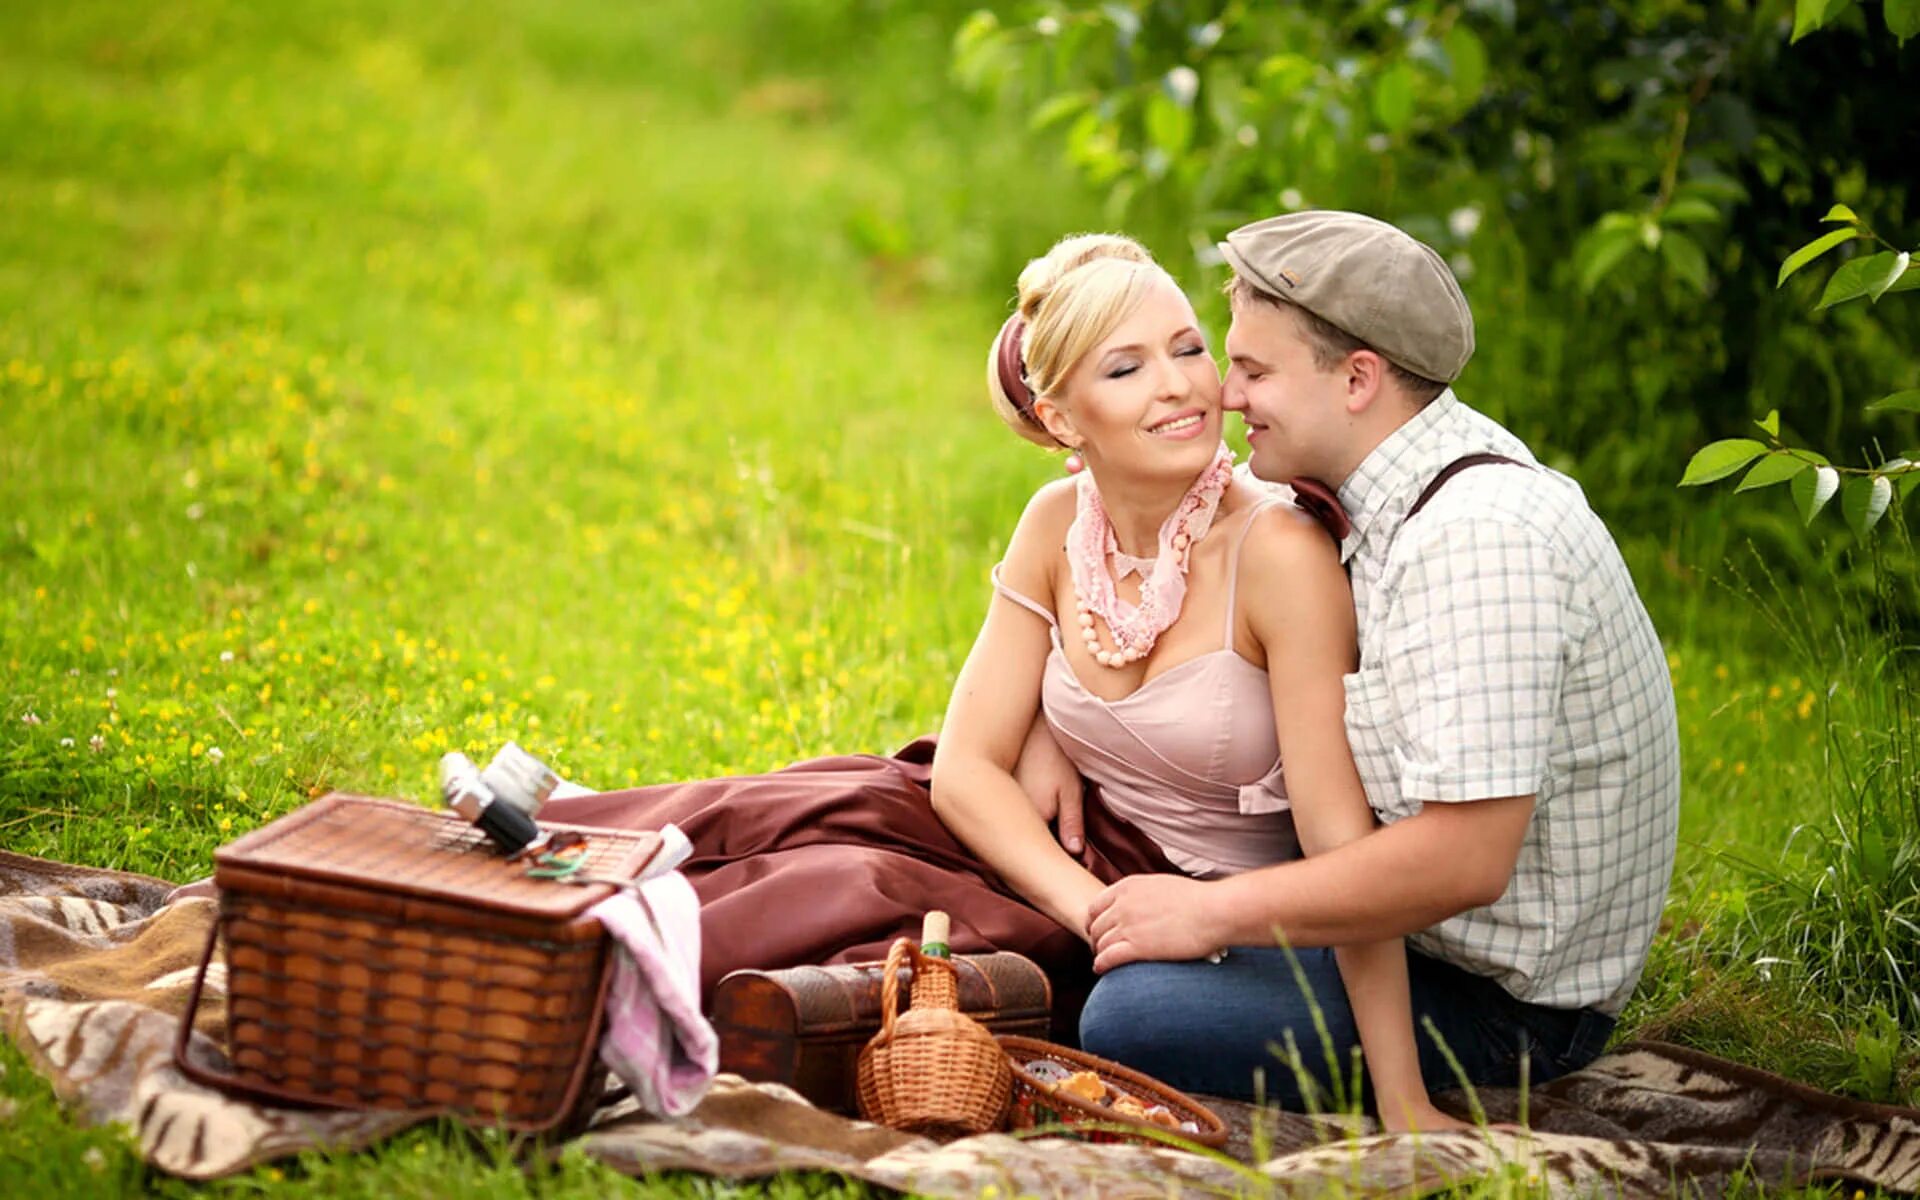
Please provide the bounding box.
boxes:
[1407,453,1523,520]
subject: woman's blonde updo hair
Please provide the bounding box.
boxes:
[987,233,1164,448]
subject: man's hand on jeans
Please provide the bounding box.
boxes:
[1012,714,1090,864]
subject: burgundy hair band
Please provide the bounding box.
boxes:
[995,312,1042,427]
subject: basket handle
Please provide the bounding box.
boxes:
[171,918,337,1110]
[876,937,917,1039]
[170,915,616,1134]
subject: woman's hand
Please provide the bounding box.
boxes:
[1086,875,1225,970]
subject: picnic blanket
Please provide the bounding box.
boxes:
[4,848,1919,1197]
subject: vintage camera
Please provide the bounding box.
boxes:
[439,742,560,855]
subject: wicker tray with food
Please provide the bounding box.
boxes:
[998,1035,1229,1149]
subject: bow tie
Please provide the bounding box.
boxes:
[1288,478,1352,542]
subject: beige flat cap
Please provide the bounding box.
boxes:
[1220,210,1474,383]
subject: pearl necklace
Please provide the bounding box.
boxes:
[1066,444,1236,668]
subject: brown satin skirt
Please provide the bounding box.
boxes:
[538,736,1177,1026]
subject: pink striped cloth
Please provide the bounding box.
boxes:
[587,827,717,1117]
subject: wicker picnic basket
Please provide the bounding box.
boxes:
[172,793,663,1134]
[999,1035,1229,1149]
[855,935,1012,1136]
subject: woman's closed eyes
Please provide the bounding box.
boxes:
[1105,341,1208,379]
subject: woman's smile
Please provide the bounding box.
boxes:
[1147,408,1208,439]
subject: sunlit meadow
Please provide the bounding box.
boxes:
[0,0,1909,1195]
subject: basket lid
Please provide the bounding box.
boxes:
[213,793,663,919]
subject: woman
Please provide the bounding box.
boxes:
[929,233,1458,1130]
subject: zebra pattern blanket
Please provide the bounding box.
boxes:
[3,849,1917,1196]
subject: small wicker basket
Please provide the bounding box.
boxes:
[1000,1035,1229,1149]
[172,794,662,1134]
[854,935,1011,1136]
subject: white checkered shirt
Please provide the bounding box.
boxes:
[1334,391,1680,1014]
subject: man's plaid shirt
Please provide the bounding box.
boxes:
[1335,391,1680,1015]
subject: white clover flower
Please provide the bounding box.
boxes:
[207,746,224,764]
[220,650,235,663]
[1448,205,1483,239]
[21,711,41,726]
[1280,188,1305,210]
[89,735,106,753]
[59,737,74,748]
[1164,66,1199,108]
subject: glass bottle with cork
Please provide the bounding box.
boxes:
[910,910,959,1011]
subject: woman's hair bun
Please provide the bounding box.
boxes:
[1015,233,1156,322]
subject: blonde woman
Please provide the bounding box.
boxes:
[930,234,1462,1130]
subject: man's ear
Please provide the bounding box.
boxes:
[1034,395,1082,449]
[1343,350,1387,416]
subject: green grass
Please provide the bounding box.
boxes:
[1,0,1914,1194]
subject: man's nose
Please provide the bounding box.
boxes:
[1221,375,1247,411]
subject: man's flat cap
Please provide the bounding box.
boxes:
[1220,210,1474,383]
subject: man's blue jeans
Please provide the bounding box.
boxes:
[1078,945,1616,1107]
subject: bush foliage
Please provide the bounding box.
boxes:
[955,0,1918,542]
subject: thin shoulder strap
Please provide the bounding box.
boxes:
[1407,453,1524,520]
[990,563,1057,629]
[1222,499,1282,648]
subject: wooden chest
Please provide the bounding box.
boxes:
[711,952,1052,1113]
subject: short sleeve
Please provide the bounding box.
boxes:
[1378,518,1575,803]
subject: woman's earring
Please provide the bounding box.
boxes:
[1063,452,1085,475]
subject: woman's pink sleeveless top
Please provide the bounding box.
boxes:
[993,501,1298,878]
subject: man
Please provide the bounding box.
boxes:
[1072,210,1681,1106]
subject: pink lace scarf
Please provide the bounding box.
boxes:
[1066,444,1236,667]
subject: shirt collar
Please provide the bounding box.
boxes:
[1335,388,1463,564]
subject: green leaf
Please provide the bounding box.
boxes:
[1888,263,1920,293]
[1821,203,1861,224]
[1777,227,1860,287]
[1679,438,1769,486]
[1443,25,1488,106]
[952,10,1009,90]
[1756,409,1781,438]
[1144,90,1194,159]
[1888,0,1920,40]
[1817,252,1904,309]
[1736,454,1811,492]
[1675,174,1748,206]
[1372,62,1417,133]
[1793,0,1827,40]
[1661,198,1721,226]
[1259,53,1318,95]
[1661,232,1710,293]
[1844,474,1894,536]
[1792,464,1841,523]
[1898,469,1920,500]
[1029,91,1094,133]
[1868,390,1920,415]
[1576,225,1640,293]
[1867,251,1912,302]
[1794,0,1856,41]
